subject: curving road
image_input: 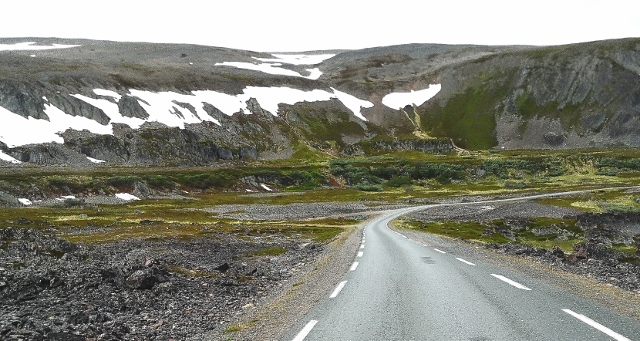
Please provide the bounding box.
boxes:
[282,202,640,341]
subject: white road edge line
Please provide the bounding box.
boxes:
[562,309,631,341]
[357,251,364,257]
[350,262,360,271]
[292,320,318,341]
[434,248,446,254]
[360,244,365,249]
[456,258,476,266]
[330,281,348,298]
[491,274,532,290]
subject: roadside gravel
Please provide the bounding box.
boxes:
[206,220,366,341]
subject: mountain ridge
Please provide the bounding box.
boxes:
[1,38,639,166]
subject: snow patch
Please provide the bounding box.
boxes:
[0,42,80,51]
[217,53,333,80]
[331,88,373,121]
[43,102,112,135]
[382,84,442,110]
[0,84,377,148]
[128,89,222,127]
[72,94,145,129]
[253,54,335,65]
[190,90,247,117]
[260,183,273,191]
[93,89,122,101]
[0,150,21,164]
[87,156,106,164]
[115,193,140,201]
[18,198,32,206]
[242,86,334,115]
[0,103,111,147]
[56,195,76,201]
[215,61,321,80]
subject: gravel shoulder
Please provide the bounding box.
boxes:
[210,219,366,341]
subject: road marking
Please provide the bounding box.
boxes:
[491,274,532,290]
[456,258,476,266]
[330,281,348,298]
[292,320,318,341]
[562,309,630,341]
[350,262,359,271]
[357,251,364,257]
[434,248,446,254]
[360,244,365,249]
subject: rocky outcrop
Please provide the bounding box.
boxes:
[488,241,640,292]
[1,38,640,165]
[0,226,323,340]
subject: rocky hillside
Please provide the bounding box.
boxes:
[1,38,639,166]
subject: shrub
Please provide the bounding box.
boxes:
[106,176,139,189]
[386,176,412,188]
[180,173,231,189]
[353,184,383,192]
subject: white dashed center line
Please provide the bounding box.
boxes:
[562,309,631,341]
[491,274,532,290]
[456,258,476,266]
[434,248,446,254]
[330,281,348,298]
[292,320,318,341]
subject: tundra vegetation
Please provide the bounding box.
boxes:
[2,147,640,260]
[3,147,640,340]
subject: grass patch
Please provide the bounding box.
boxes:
[246,246,287,256]
[537,189,640,213]
[420,74,511,149]
[401,220,512,244]
[223,324,243,334]
[165,265,219,278]
[4,148,640,250]
[401,217,583,252]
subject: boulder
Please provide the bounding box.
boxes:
[125,269,158,290]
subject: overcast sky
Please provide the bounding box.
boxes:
[2,0,640,52]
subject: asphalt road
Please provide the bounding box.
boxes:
[282,205,640,341]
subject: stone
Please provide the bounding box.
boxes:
[125,269,158,290]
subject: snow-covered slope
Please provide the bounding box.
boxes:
[0,42,441,150]
[4,37,637,165]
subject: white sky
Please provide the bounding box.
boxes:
[2,0,639,52]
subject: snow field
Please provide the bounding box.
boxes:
[0,42,80,51]
[115,193,140,201]
[0,150,21,164]
[0,49,441,148]
[382,84,442,110]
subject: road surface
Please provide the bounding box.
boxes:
[282,204,640,340]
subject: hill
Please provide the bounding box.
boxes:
[0,38,639,166]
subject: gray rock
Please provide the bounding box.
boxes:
[125,269,158,290]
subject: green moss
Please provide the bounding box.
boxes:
[165,265,219,278]
[284,107,366,149]
[405,220,512,243]
[223,324,243,334]
[421,78,508,149]
[403,217,583,252]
